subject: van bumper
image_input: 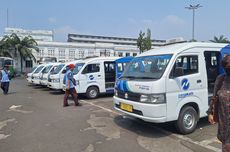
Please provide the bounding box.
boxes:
[32,79,41,85]
[40,80,48,86]
[113,96,167,123]
[47,82,61,90]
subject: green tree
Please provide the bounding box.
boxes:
[137,28,152,53]
[0,36,13,57]
[210,35,230,43]
[137,31,145,54]
[1,33,39,72]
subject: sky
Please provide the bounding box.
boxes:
[0,0,230,42]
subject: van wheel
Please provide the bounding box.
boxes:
[86,87,99,99]
[176,106,198,134]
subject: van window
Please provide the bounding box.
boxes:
[172,55,198,77]
[82,64,100,74]
[104,62,115,72]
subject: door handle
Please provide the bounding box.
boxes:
[197,80,202,83]
[98,75,101,77]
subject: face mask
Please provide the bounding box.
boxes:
[224,67,230,76]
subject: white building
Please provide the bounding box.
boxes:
[4,27,53,41]
[2,27,167,73]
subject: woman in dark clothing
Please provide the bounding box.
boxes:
[208,55,230,152]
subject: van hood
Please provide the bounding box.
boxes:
[115,79,165,94]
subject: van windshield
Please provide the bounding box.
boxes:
[34,66,44,74]
[51,64,65,74]
[43,65,53,73]
[73,63,84,75]
[122,54,172,79]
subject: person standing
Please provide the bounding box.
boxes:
[63,64,81,107]
[0,65,10,95]
[208,55,230,152]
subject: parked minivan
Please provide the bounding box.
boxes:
[31,64,47,85]
[27,66,38,83]
[40,63,60,86]
[70,57,119,98]
[114,42,230,134]
[47,60,81,90]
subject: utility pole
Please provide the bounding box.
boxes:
[6,8,9,27]
[185,4,202,41]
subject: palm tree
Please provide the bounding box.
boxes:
[0,36,13,57]
[210,35,230,43]
[2,33,39,72]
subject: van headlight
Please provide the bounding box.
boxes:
[140,94,166,104]
[52,78,60,83]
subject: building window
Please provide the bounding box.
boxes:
[48,48,55,57]
[88,49,95,57]
[25,60,33,68]
[39,49,44,57]
[59,49,65,59]
[118,52,123,57]
[126,53,130,57]
[69,49,75,59]
[79,50,84,59]
[133,53,137,56]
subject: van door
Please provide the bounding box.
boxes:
[166,52,207,122]
[104,61,116,93]
[80,63,102,95]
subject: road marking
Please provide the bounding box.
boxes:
[80,99,221,152]
[8,105,32,114]
[80,100,121,115]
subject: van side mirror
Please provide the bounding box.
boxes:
[62,69,66,74]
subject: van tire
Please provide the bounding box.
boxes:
[176,106,198,134]
[86,87,99,99]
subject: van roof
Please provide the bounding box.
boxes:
[82,57,119,63]
[138,42,229,57]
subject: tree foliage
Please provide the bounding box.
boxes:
[137,28,152,53]
[0,33,39,72]
[210,35,230,43]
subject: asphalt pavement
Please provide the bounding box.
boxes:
[0,78,222,152]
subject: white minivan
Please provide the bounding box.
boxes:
[72,57,119,98]
[27,66,38,83]
[114,42,230,134]
[47,60,81,90]
[31,64,47,85]
[40,63,60,86]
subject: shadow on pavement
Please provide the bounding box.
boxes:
[114,115,171,138]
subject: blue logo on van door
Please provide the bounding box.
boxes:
[181,78,190,90]
[89,75,94,80]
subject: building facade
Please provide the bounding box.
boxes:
[4,27,53,41]
[2,27,167,73]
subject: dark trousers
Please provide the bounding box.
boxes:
[63,88,79,106]
[223,143,230,152]
[1,82,9,94]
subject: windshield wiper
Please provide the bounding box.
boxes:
[120,76,136,79]
[136,76,155,79]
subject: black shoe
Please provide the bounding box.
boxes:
[63,104,69,107]
[75,103,82,106]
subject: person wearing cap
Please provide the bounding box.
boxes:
[0,65,10,95]
[63,64,81,107]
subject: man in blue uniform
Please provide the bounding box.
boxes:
[0,65,10,95]
[63,64,81,107]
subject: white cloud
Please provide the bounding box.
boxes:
[48,17,57,23]
[163,15,185,25]
[54,26,78,41]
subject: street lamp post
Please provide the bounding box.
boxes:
[185,4,202,41]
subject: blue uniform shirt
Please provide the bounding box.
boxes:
[65,70,74,89]
[1,70,10,82]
